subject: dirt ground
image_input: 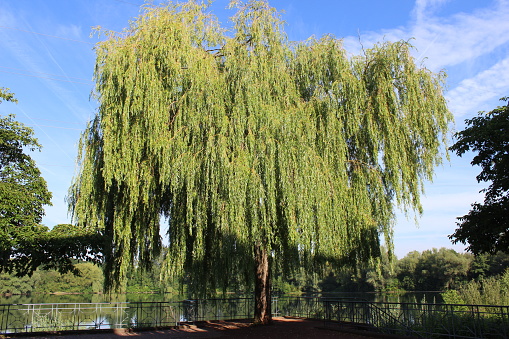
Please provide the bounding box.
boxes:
[6,317,397,339]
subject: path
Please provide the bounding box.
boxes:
[6,317,400,339]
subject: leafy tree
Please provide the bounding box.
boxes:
[0,88,100,276]
[397,248,471,291]
[453,269,509,306]
[488,252,509,276]
[35,262,103,294]
[397,250,421,290]
[416,248,470,290]
[0,88,17,104]
[0,88,52,274]
[469,253,491,280]
[13,224,104,276]
[318,248,396,293]
[450,97,509,254]
[466,252,509,280]
[0,270,40,295]
[364,246,397,291]
[69,1,452,324]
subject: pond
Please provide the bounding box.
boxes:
[317,291,444,304]
[0,291,443,305]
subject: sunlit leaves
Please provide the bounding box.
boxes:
[0,93,52,275]
[70,0,452,293]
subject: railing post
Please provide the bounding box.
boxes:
[29,304,34,332]
[183,299,198,324]
[503,306,509,338]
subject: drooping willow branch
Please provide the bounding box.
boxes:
[70,0,453,295]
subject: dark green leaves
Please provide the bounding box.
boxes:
[1,89,103,277]
[450,99,509,201]
[450,98,509,254]
[0,100,52,274]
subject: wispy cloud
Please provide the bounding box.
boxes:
[414,1,509,70]
[412,0,450,22]
[0,9,94,121]
[55,24,84,41]
[446,58,509,116]
[342,0,509,119]
[345,0,509,69]
[0,6,16,28]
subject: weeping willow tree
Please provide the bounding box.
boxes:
[69,0,452,324]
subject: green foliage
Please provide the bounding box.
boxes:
[70,0,452,295]
[2,223,104,278]
[125,250,169,293]
[0,271,40,295]
[469,252,509,280]
[315,248,397,293]
[31,311,67,332]
[0,89,102,276]
[441,289,466,305]
[35,262,103,294]
[0,263,103,295]
[450,97,509,254]
[312,249,509,295]
[397,250,421,290]
[418,248,471,290]
[0,88,52,275]
[451,269,509,305]
[396,248,471,291]
[1,246,508,305]
[0,87,18,104]
[38,224,104,274]
[0,246,181,297]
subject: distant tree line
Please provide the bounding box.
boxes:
[2,247,508,303]
[313,248,509,293]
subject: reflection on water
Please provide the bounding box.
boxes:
[0,293,186,305]
[317,291,444,304]
[0,291,443,305]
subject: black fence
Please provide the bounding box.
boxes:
[323,297,509,338]
[1,296,508,338]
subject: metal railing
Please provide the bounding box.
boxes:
[0,301,183,333]
[2,296,509,338]
[323,298,509,338]
[0,298,258,334]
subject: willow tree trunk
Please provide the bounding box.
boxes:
[254,244,272,325]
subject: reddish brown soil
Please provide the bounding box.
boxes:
[10,317,395,339]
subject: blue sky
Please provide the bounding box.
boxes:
[1,0,508,258]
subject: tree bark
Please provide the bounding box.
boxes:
[254,244,272,325]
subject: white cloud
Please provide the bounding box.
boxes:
[55,24,84,41]
[0,8,94,122]
[413,8,509,71]
[412,0,450,23]
[344,0,509,71]
[446,57,509,116]
[342,0,509,123]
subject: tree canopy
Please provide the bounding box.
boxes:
[0,88,53,274]
[70,0,452,324]
[449,97,509,254]
[1,88,101,276]
[12,223,104,276]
